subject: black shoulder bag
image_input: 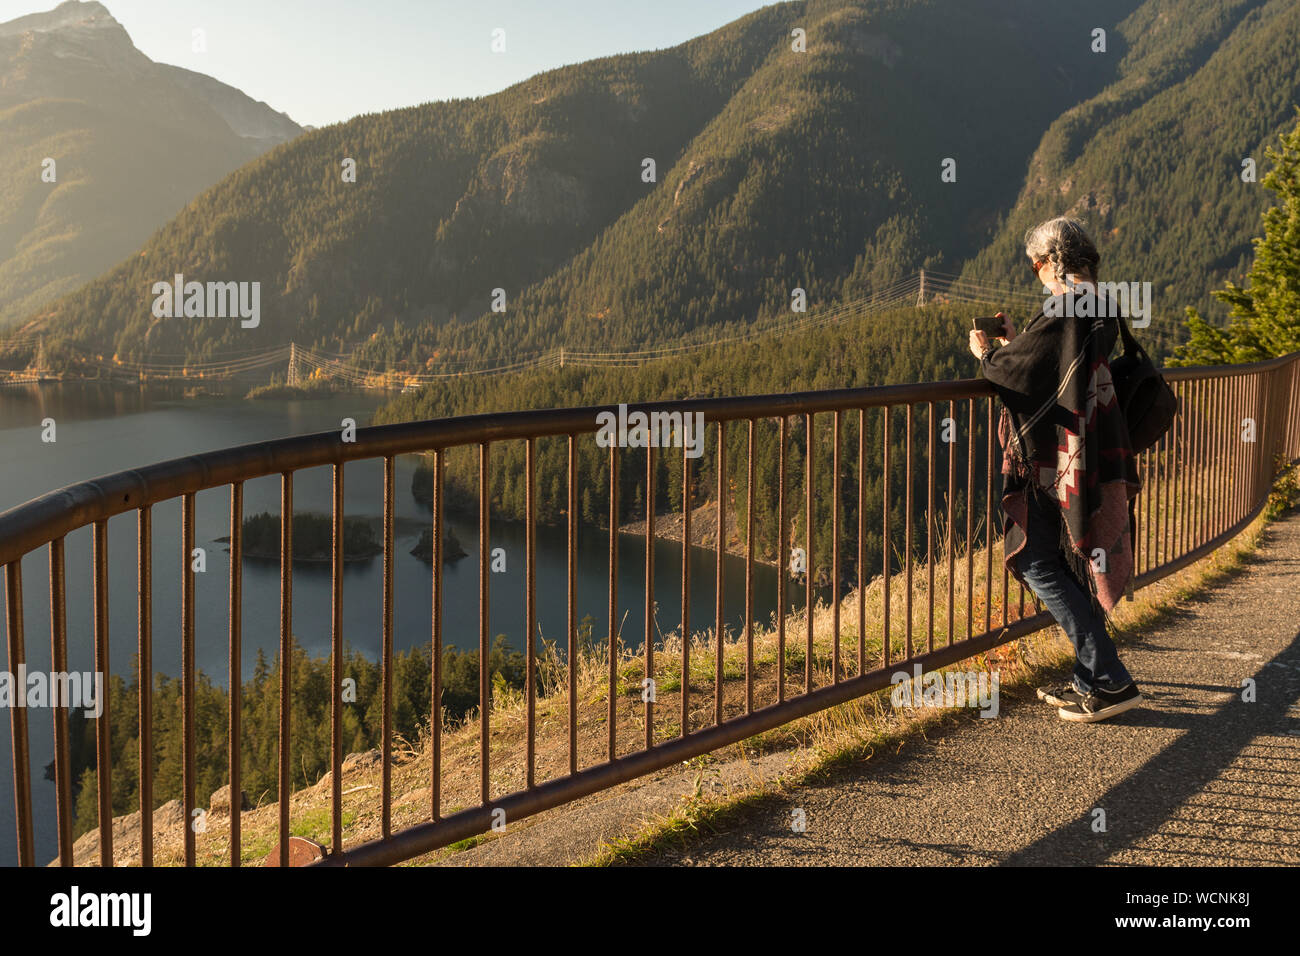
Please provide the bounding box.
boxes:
[1109,317,1179,453]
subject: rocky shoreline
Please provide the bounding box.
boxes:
[617,500,779,568]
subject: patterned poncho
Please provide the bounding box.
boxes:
[980,292,1142,619]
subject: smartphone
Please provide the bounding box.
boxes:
[973,315,1007,338]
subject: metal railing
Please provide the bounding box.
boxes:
[3,351,1298,867]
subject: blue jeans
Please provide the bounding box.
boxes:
[1012,490,1133,694]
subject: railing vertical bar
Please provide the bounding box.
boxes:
[479,443,491,799]
[5,561,33,867]
[643,442,655,748]
[926,401,935,653]
[985,400,994,636]
[716,420,726,725]
[1260,370,1270,499]
[1292,362,1300,458]
[1131,444,1140,577]
[1211,374,1222,528]
[946,400,955,647]
[1253,374,1263,504]
[1180,381,1190,554]
[1172,380,1183,559]
[1187,378,1198,549]
[432,450,445,817]
[966,399,974,640]
[680,438,691,735]
[1253,371,1264,503]
[92,519,112,866]
[1181,382,1192,557]
[568,438,578,769]
[50,538,72,866]
[1170,390,1180,564]
[1142,441,1152,575]
[227,485,242,867]
[777,417,787,701]
[1209,377,1221,541]
[1255,371,1268,502]
[138,508,154,865]
[527,439,538,782]
[1292,363,1299,458]
[1237,374,1247,524]
[278,474,292,867]
[1197,377,1209,549]
[805,412,815,691]
[1260,370,1271,498]
[904,404,913,660]
[607,444,618,761]
[1253,371,1263,502]
[382,456,395,836]
[1225,375,1235,529]
[882,406,891,668]
[1254,371,1264,503]
[745,419,756,709]
[858,408,867,674]
[181,492,196,867]
[831,411,841,683]
[330,466,342,853]
[1002,548,1009,629]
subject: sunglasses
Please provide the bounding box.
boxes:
[1029,258,1046,275]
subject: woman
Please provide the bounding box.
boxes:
[968,216,1143,723]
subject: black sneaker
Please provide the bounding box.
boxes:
[1036,682,1083,706]
[1058,683,1143,723]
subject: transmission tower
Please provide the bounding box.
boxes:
[287,342,302,386]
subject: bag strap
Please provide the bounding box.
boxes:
[1113,312,1146,360]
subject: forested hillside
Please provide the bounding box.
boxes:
[0,1,301,327]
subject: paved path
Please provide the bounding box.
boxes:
[628,511,1300,866]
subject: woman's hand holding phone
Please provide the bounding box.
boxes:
[995,312,1016,342]
[969,312,1015,359]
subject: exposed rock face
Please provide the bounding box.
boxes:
[158,65,302,151]
[209,785,252,815]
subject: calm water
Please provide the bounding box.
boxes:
[0,384,790,864]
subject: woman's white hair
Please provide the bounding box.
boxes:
[1024,216,1100,282]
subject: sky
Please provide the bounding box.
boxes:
[1,0,776,127]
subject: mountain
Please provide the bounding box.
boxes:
[0,0,302,326]
[11,0,1299,373]
[961,0,1300,340]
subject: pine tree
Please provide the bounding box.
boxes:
[1173,109,1300,365]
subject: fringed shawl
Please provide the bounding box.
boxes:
[981,292,1142,621]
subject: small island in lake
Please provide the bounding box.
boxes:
[410,527,468,563]
[238,511,381,563]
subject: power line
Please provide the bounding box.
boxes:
[1,270,1030,386]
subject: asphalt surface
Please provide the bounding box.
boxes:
[630,511,1300,866]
